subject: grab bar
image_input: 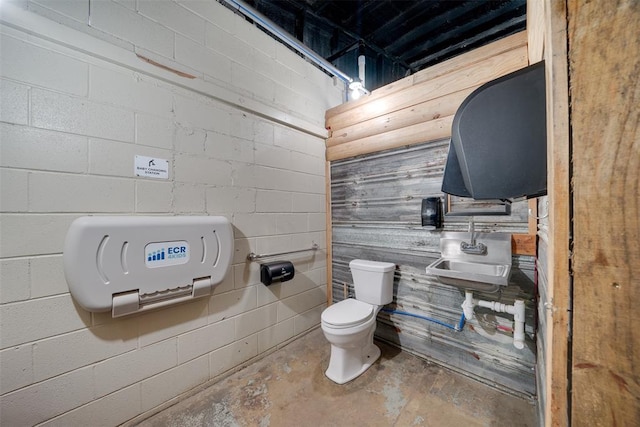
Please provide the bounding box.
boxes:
[247,243,319,262]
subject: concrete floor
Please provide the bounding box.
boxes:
[132,328,536,427]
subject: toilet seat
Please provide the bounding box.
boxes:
[321,299,374,328]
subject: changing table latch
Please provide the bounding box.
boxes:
[112,291,140,318]
[111,276,212,318]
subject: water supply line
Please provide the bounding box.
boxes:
[220,0,353,84]
[461,291,526,349]
[382,308,466,332]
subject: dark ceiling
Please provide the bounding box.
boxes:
[240,0,527,91]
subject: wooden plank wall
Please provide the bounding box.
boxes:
[325,32,529,162]
[568,1,640,425]
[330,142,538,396]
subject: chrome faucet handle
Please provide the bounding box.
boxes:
[460,241,487,255]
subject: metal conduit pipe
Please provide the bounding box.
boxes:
[221,0,353,84]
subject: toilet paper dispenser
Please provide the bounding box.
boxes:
[246,244,318,286]
[260,261,295,286]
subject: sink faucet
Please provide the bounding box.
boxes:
[461,218,487,255]
[469,217,476,246]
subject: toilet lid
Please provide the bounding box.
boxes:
[322,299,374,328]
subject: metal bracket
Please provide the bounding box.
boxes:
[543,301,557,312]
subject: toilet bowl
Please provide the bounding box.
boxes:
[321,259,395,384]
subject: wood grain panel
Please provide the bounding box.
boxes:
[327,116,453,161]
[544,0,571,426]
[512,234,536,256]
[527,0,545,63]
[568,1,640,425]
[324,77,415,121]
[325,31,528,121]
[540,0,572,425]
[326,88,474,147]
[326,47,528,132]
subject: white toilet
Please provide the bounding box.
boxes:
[321,259,396,384]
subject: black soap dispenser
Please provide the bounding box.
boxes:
[421,197,442,229]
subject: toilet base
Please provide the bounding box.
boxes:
[324,342,381,384]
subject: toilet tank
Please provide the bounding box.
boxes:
[350,259,396,305]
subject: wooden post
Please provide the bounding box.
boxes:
[568,0,640,425]
[541,0,572,425]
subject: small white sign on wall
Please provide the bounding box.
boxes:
[135,155,169,179]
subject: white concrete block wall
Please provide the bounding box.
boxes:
[0,1,343,425]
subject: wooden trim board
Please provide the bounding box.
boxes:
[512,234,536,256]
[542,0,572,425]
[326,88,473,147]
[326,116,453,161]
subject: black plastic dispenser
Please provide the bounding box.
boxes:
[421,197,442,229]
[260,261,295,286]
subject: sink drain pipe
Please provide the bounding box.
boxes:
[461,291,526,349]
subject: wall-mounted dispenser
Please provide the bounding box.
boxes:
[421,197,442,229]
[260,261,295,286]
[63,216,233,317]
[442,61,547,200]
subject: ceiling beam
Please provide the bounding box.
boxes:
[383,2,483,56]
[410,15,526,70]
[402,2,525,64]
[293,3,415,73]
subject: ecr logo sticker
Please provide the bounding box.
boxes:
[145,241,190,268]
